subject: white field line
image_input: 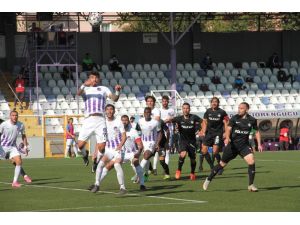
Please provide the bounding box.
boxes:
[28,202,201,212]
[0,182,207,204]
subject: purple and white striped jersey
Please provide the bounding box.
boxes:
[123,126,140,153]
[138,118,161,142]
[106,118,125,150]
[151,108,161,119]
[0,120,25,147]
[160,107,175,132]
[83,86,112,116]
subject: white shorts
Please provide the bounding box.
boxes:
[143,141,156,153]
[78,116,107,144]
[103,148,124,161]
[0,146,21,160]
[122,151,139,163]
[66,139,76,146]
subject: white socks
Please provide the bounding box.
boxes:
[100,167,108,182]
[95,160,105,186]
[165,150,170,165]
[114,163,125,189]
[13,165,21,183]
[73,146,78,156]
[153,152,159,170]
[135,165,144,185]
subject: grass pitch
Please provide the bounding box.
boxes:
[0,151,299,212]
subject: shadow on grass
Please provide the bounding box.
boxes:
[33,179,80,185]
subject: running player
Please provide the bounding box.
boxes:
[199,97,229,174]
[0,110,32,187]
[77,71,121,167]
[145,95,160,175]
[90,104,127,194]
[160,95,175,166]
[138,107,163,179]
[203,102,263,192]
[172,102,202,181]
[65,117,79,158]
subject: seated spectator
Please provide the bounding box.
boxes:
[201,53,213,70]
[13,74,25,111]
[199,83,209,92]
[268,52,281,69]
[183,80,194,86]
[109,54,122,72]
[61,67,72,83]
[211,75,221,84]
[279,125,291,151]
[277,69,294,83]
[82,53,96,71]
[234,74,245,91]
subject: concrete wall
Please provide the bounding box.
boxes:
[16,136,44,159]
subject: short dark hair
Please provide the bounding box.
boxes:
[68,117,73,121]
[10,110,18,116]
[145,95,156,103]
[130,116,135,120]
[105,104,115,110]
[89,71,99,78]
[162,95,169,101]
[144,107,152,112]
[240,102,250,109]
[211,97,220,104]
[182,102,190,107]
[122,115,129,120]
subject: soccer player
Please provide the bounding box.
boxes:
[160,95,175,166]
[138,107,163,179]
[199,97,229,173]
[203,102,263,192]
[95,115,146,191]
[145,95,160,175]
[90,104,127,194]
[77,71,121,167]
[172,102,202,181]
[0,110,32,188]
[65,118,79,158]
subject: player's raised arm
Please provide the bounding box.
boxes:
[77,78,92,96]
[108,84,122,102]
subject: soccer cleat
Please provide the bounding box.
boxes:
[143,173,149,182]
[12,182,21,188]
[152,169,157,175]
[175,170,181,180]
[131,174,137,181]
[91,163,97,173]
[190,173,196,181]
[217,168,224,175]
[83,156,89,167]
[90,185,100,193]
[23,175,32,183]
[87,184,95,191]
[119,188,127,195]
[163,174,171,180]
[140,185,146,191]
[203,178,210,191]
[248,184,258,192]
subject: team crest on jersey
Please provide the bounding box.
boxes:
[248,123,251,127]
[191,121,194,124]
[218,114,221,117]
[97,87,102,91]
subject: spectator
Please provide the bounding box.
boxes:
[245,75,254,83]
[201,53,213,70]
[109,54,122,72]
[277,69,294,83]
[30,22,44,46]
[82,53,96,71]
[211,74,221,84]
[234,74,245,91]
[13,74,25,111]
[57,24,67,45]
[200,83,209,92]
[268,52,281,69]
[130,116,137,129]
[61,67,72,83]
[279,125,292,151]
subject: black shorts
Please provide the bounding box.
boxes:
[178,141,196,159]
[221,143,253,163]
[203,133,223,147]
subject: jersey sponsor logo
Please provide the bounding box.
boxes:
[234,130,250,134]
[208,117,220,121]
[182,125,193,129]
